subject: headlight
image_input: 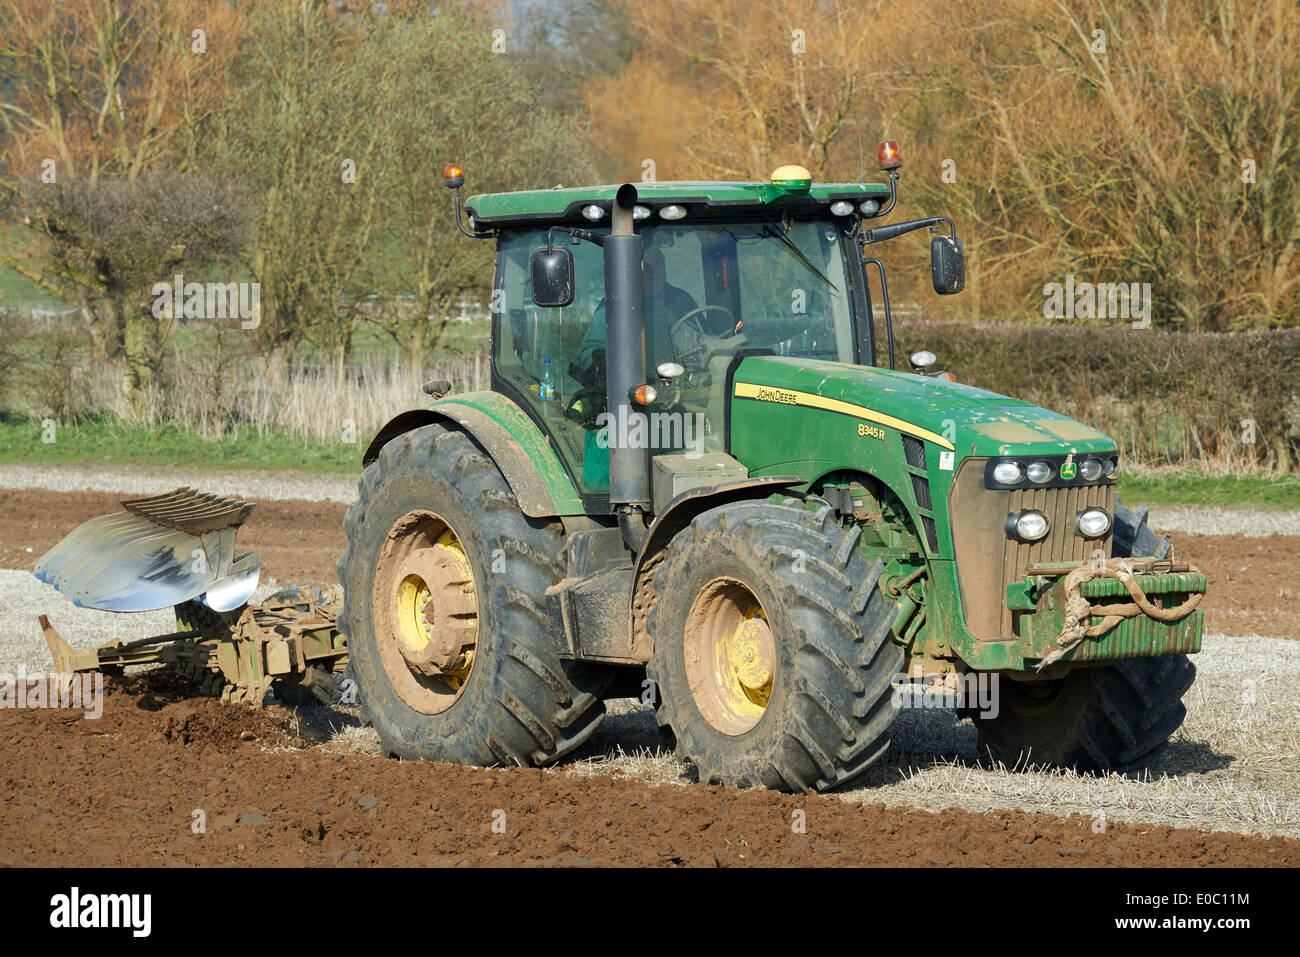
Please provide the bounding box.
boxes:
[633,205,652,220]
[829,200,855,216]
[1103,457,1117,478]
[658,204,687,220]
[993,461,1023,485]
[859,199,881,215]
[581,204,606,221]
[1026,461,1053,484]
[1079,457,1103,481]
[1076,507,1111,538]
[1006,509,1050,543]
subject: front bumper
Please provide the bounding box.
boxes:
[1005,565,1205,666]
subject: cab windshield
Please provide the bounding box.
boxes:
[492,217,859,496]
[636,219,858,366]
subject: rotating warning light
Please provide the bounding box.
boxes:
[877,141,902,171]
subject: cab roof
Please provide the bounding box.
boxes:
[463,180,891,227]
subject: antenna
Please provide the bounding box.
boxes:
[857,127,865,183]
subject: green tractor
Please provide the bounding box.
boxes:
[338,146,1203,791]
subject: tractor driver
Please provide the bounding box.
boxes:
[574,245,698,490]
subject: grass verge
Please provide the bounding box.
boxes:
[0,417,357,473]
[1119,471,1300,510]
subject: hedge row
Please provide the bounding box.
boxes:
[892,321,1300,472]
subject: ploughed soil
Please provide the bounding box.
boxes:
[1,486,1297,867]
[2,671,1298,867]
[1,487,1295,638]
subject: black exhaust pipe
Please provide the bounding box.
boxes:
[604,184,650,531]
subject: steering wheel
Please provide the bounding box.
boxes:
[668,304,736,339]
[667,305,737,364]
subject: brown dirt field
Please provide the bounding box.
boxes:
[1,487,1294,637]
[2,672,1297,867]
[1172,532,1300,638]
[2,486,1297,867]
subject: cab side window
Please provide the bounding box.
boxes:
[492,229,609,495]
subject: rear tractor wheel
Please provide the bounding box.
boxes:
[337,423,611,766]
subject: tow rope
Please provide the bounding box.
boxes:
[1036,558,1203,671]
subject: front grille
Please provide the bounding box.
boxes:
[948,458,1116,638]
[1000,485,1116,630]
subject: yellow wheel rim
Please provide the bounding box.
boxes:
[683,579,776,735]
[374,513,479,714]
[726,606,774,709]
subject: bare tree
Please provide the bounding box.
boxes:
[0,0,248,408]
[17,171,250,411]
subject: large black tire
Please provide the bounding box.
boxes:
[645,498,905,792]
[970,655,1195,772]
[969,498,1195,772]
[337,423,610,766]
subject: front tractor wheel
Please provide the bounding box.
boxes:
[646,499,905,792]
[968,655,1195,773]
[337,423,610,767]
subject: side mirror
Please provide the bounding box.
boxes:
[530,245,574,307]
[931,235,965,295]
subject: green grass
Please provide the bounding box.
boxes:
[0,417,360,474]
[1118,471,1300,509]
[0,226,70,310]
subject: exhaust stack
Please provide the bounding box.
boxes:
[604,183,650,521]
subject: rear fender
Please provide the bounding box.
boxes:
[363,392,585,518]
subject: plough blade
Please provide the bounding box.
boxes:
[34,491,354,708]
[33,487,260,613]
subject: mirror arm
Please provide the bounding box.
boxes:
[861,215,955,245]
[547,225,605,249]
[861,258,895,371]
[451,188,493,239]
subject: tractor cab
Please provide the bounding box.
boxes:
[457,149,958,516]
[487,197,864,496]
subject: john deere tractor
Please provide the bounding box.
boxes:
[338,146,1203,791]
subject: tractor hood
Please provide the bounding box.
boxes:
[729,356,1116,458]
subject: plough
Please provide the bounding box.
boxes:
[35,488,351,707]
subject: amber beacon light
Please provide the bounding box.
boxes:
[877,141,902,171]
